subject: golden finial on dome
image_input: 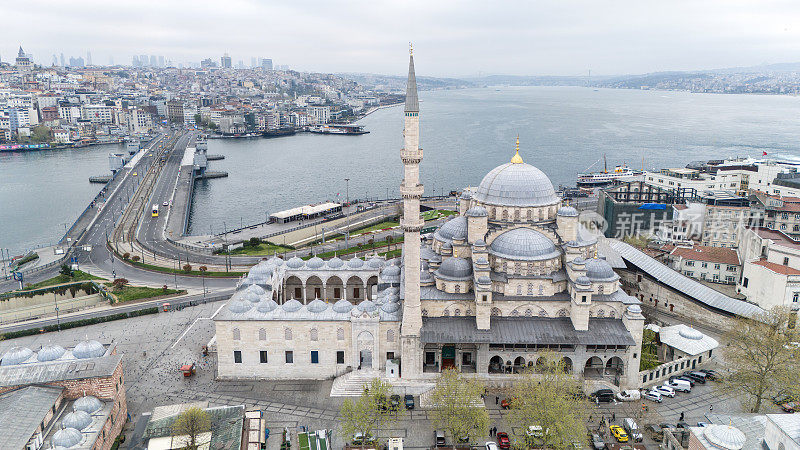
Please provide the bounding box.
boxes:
[511,135,524,164]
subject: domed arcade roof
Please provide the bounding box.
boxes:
[1,346,33,366]
[489,228,559,261]
[38,344,67,362]
[73,395,103,414]
[72,340,105,359]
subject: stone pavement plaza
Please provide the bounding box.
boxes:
[0,301,781,449]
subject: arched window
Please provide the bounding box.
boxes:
[527,283,534,295]
[511,309,520,316]
[454,308,461,316]
[557,309,569,317]
[609,309,616,318]
[596,309,606,318]
[232,328,241,340]
[598,285,605,294]
[491,307,501,316]
[502,210,509,221]
[525,309,533,317]
[514,209,520,221]
[310,328,318,341]
[538,310,548,317]
[527,210,533,220]
[442,310,450,317]
[422,309,429,317]
[516,285,523,295]
[284,328,292,340]
[258,328,266,340]
[454,284,461,293]
[387,329,395,342]
[502,261,508,272]
[337,328,345,341]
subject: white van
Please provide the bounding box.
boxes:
[622,418,643,442]
[666,379,691,393]
[616,390,641,402]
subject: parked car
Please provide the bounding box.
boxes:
[500,398,512,409]
[666,379,692,393]
[782,401,800,413]
[496,432,510,449]
[485,442,499,450]
[404,394,415,409]
[435,430,446,447]
[616,390,641,402]
[696,369,718,380]
[622,418,643,442]
[389,394,401,410]
[670,375,695,387]
[591,389,615,403]
[526,426,545,438]
[682,371,707,384]
[609,425,629,443]
[654,385,676,398]
[590,433,605,450]
[162,201,169,207]
[643,389,663,403]
[353,433,373,445]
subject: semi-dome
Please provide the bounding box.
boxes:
[282,299,303,313]
[347,258,364,268]
[38,344,67,362]
[51,427,83,448]
[1,346,33,366]
[703,424,746,450]
[434,216,468,242]
[585,258,617,281]
[473,155,558,207]
[327,257,344,268]
[557,205,579,217]
[307,256,325,269]
[228,299,253,314]
[368,257,385,269]
[332,299,354,313]
[306,299,328,313]
[286,256,304,269]
[357,300,377,313]
[465,206,488,217]
[62,410,93,430]
[257,299,279,313]
[72,340,105,359]
[435,257,473,280]
[73,395,102,414]
[489,228,559,261]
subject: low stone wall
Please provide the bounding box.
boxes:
[639,351,712,388]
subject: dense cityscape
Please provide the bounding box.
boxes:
[3,3,800,450]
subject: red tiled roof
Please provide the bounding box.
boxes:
[755,227,800,250]
[673,205,689,210]
[752,259,800,275]
[670,245,740,265]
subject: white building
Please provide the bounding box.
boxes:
[307,106,330,124]
[81,104,114,124]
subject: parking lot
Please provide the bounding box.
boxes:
[0,301,787,449]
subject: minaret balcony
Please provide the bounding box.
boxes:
[401,217,424,232]
[400,183,424,199]
[401,148,423,164]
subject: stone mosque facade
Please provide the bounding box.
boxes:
[213,51,644,389]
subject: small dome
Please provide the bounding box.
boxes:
[73,395,103,414]
[357,300,377,313]
[332,299,354,313]
[368,257,385,269]
[327,257,344,268]
[442,242,453,250]
[386,294,400,303]
[573,256,586,265]
[51,427,83,448]
[244,285,265,301]
[250,263,272,276]
[465,206,488,217]
[38,344,67,362]
[282,299,303,312]
[228,299,253,314]
[383,265,401,276]
[435,216,468,243]
[474,239,487,247]
[489,228,559,261]
[460,190,472,200]
[386,287,400,295]
[72,340,105,359]
[256,299,278,313]
[566,240,581,248]
[267,256,284,266]
[627,305,642,315]
[347,258,364,268]
[286,257,304,269]
[381,302,400,313]
[477,275,491,284]
[307,256,325,269]
[679,327,704,341]
[1,346,33,366]
[435,257,473,280]
[703,424,746,450]
[429,253,442,263]
[473,160,558,207]
[585,258,617,281]
[576,276,591,286]
[420,270,434,283]
[557,206,579,217]
[476,256,489,265]
[307,299,328,313]
[62,410,92,430]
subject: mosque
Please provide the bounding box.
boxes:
[212,50,644,389]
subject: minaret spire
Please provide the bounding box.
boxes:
[400,47,424,378]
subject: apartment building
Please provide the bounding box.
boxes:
[665,244,741,285]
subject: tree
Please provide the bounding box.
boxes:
[339,378,398,449]
[723,306,800,412]
[60,264,72,278]
[182,264,192,272]
[429,368,488,448]
[112,278,128,291]
[506,353,589,449]
[171,406,211,450]
[30,125,52,143]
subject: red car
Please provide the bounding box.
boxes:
[496,432,510,449]
[500,398,511,409]
[782,401,799,413]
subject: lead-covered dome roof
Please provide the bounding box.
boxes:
[435,257,473,281]
[473,153,558,207]
[585,258,618,281]
[73,340,105,359]
[434,216,468,243]
[489,228,559,261]
[1,346,33,366]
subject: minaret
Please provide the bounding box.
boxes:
[400,44,424,378]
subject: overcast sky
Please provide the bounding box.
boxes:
[3,0,800,77]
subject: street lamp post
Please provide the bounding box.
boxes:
[345,178,350,250]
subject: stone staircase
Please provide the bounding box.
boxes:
[329,369,381,397]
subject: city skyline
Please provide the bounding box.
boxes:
[3,0,800,77]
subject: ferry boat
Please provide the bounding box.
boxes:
[307,124,369,135]
[577,157,643,187]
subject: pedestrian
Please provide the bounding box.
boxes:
[589,414,592,423]
[611,412,615,422]
[495,396,499,405]
[710,404,713,412]
[679,412,684,422]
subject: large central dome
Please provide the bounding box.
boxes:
[473,148,558,207]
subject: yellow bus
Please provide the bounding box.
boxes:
[151,205,159,217]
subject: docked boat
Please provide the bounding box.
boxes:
[307,124,369,135]
[262,128,296,138]
[577,157,643,187]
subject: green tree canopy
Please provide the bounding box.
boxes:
[339,378,398,449]
[429,368,488,448]
[171,406,211,450]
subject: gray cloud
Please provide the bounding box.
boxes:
[2,0,800,76]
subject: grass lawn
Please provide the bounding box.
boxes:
[106,284,185,303]
[352,220,400,235]
[227,241,295,256]
[21,270,105,291]
[311,236,405,259]
[125,258,246,277]
[379,248,402,258]
[422,209,457,221]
